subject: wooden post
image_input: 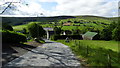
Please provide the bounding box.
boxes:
[86,45,89,57]
[107,54,111,68]
[78,41,80,49]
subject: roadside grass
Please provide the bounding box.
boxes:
[56,40,119,67]
[78,40,119,52]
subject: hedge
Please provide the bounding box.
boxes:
[51,35,82,40]
[2,30,27,43]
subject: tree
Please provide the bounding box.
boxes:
[0,1,44,16]
[27,22,46,39]
[22,28,27,34]
[54,27,61,35]
[112,28,119,41]
[72,26,80,35]
[100,21,118,41]
[2,23,13,31]
[0,1,24,14]
[112,21,120,41]
[100,28,112,40]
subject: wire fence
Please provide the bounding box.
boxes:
[71,40,119,68]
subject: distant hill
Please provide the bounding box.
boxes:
[2,16,76,25]
[1,15,119,25]
[75,15,119,21]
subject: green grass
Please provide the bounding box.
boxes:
[61,26,78,30]
[56,40,119,67]
[13,24,27,31]
[57,40,119,52]
[79,40,119,52]
[41,24,54,28]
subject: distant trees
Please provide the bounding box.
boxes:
[2,23,13,31]
[100,28,112,40]
[53,27,61,35]
[72,26,80,35]
[112,21,120,41]
[27,22,46,40]
[100,21,120,41]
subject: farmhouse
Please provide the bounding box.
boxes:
[82,31,98,40]
[63,22,71,26]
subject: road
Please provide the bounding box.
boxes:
[3,40,81,68]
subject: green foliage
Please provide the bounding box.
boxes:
[113,20,120,41]
[53,27,61,35]
[27,22,46,39]
[112,27,120,41]
[34,38,45,43]
[22,28,28,34]
[71,26,80,35]
[2,23,13,31]
[50,34,59,41]
[100,28,112,40]
[13,24,28,31]
[100,21,118,41]
[2,30,27,43]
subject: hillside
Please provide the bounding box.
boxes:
[2,15,119,26]
[2,16,75,25]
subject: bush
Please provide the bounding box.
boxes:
[2,23,13,31]
[100,28,112,41]
[2,30,27,43]
[50,35,82,40]
[50,34,58,40]
[112,27,120,41]
[53,27,61,35]
[27,22,46,39]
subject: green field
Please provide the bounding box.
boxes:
[57,40,119,52]
[56,40,119,67]
[13,24,27,31]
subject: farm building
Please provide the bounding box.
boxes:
[82,31,99,40]
[63,22,72,26]
[43,28,54,40]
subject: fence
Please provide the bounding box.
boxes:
[71,40,119,68]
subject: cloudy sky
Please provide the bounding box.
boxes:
[0,0,119,17]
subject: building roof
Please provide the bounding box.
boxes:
[43,28,53,31]
[63,22,71,26]
[83,31,98,38]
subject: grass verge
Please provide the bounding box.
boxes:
[56,40,120,68]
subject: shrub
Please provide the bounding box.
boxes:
[50,35,82,40]
[100,28,112,41]
[27,22,46,39]
[2,23,13,31]
[50,34,60,41]
[2,30,27,43]
[112,27,120,41]
[53,27,61,35]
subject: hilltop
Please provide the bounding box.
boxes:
[1,15,119,25]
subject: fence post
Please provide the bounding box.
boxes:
[86,45,89,57]
[107,54,111,68]
[78,41,80,49]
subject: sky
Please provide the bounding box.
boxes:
[0,0,119,17]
